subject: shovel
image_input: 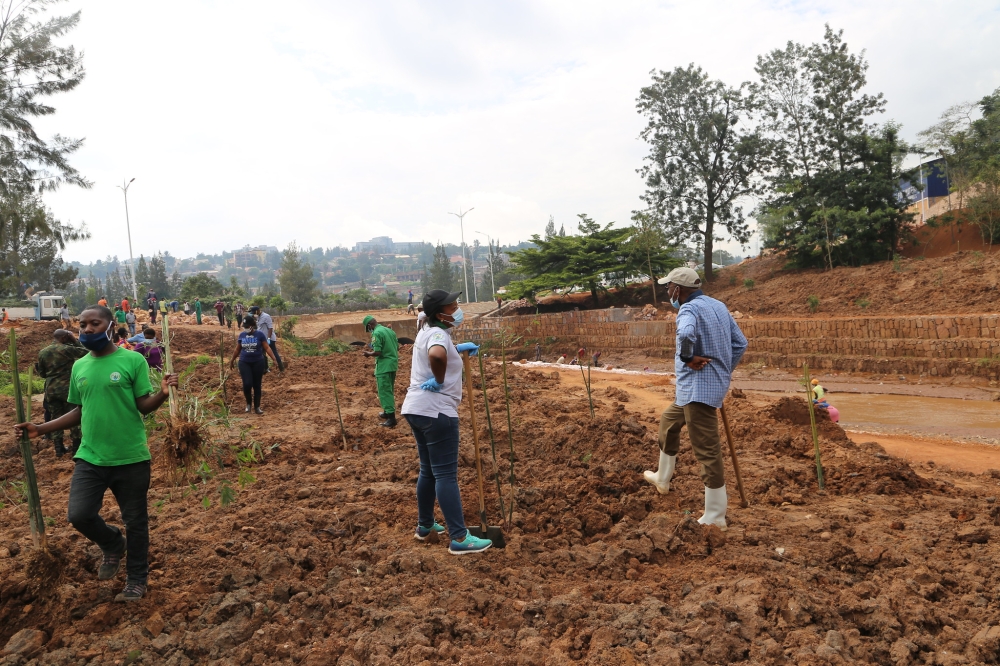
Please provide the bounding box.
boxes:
[461,351,506,548]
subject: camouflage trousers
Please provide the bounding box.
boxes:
[46,394,81,450]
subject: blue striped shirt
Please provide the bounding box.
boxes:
[674,290,748,409]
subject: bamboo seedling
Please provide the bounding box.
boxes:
[161,315,202,467]
[802,363,825,489]
[495,327,522,524]
[478,351,507,524]
[9,329,46,549]
[578,348,594,418]
[331,370,348,450]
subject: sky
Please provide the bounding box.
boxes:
[37,0,1000,264]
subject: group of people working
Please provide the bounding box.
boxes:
[12,266,755,605]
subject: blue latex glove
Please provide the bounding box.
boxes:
[420,377,444,392]
[455,342,479,356]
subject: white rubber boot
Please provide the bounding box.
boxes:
[642,451,676,494]
[697,485,728,531]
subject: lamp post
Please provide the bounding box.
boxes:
[117,178,138,303]
[448,207,474,302]
[475,231,496,297]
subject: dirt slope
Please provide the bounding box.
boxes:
[2,326,1000,664]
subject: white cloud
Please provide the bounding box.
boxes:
[34,0,1000,263]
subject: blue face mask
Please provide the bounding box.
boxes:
[670,298,680,309]
[79,322,113,352]
[448,307,464,327]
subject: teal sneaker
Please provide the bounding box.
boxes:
[414,521,446,541]
[448,532,492,555]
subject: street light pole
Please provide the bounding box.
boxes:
[448,207,474,303]
[117,178,138,303]
[475,231,496,297]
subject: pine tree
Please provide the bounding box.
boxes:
[544,216,556,240]
[428,243,455,291]
[149,254,169,297]
[279,242,319,305]
[0,1,88,194]
[135,255,150,291]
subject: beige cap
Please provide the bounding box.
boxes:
[658,267,702,288]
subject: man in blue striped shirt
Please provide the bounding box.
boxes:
[643,267,747,530]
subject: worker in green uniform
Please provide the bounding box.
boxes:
[35,329,89,457]
[194,298,203,325]
[362,315,399,427]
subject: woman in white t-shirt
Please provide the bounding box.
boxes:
[401,289,491,555]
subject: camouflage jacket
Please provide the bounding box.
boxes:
[35,341,89,398]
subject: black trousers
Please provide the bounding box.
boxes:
[238,358,267,408]
[269,340,284,371]
[67,460,151,583]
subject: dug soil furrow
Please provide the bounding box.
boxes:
[3,329,1000,665]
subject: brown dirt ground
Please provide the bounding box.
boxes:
[3,323,1000,664]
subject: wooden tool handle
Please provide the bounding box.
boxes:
[720,404,749,508]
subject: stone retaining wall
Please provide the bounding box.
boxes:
[312,309,1000,377]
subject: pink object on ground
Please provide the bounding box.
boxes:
[826,405,840,423]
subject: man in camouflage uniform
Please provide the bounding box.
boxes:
[35,329,89,457]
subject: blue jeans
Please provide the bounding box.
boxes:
[268,341,284,372]
[67,460,151,583]
[405,413,467,541]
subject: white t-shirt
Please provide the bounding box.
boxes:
[416,311,426,327]
[401,324,463,418]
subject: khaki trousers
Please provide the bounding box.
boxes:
[658,402,725,489]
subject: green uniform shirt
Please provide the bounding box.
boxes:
[115,310,127,324]
[812,385,825,400]
[370,324,399,375]
[67,347,155,466]
[35,341,89,399]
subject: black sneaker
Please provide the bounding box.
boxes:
[380,415,397,428]
[254,407,264,415]
[114,581,147,602]
[244,403,251,413]
[98,544,126,580]
[378,412,388,419]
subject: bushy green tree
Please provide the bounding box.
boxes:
[149,254,169,297]
[508,214,676,305]
[755,26,915,268]
[637,65,765,281]
[279,242,319,305]
[180,273,224,301]
[0,192,87,296]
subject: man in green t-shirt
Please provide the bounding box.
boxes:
[15,305,178,603]
[362,315,399,427]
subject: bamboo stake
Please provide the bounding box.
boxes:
[331,371,348,450]
[478,352,507,523]
[161,313,177,419]
[9,330,46,549]
[578,349,594,418]
[802,363,825,489]
[499,332,516,524]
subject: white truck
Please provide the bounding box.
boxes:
[1,293,66,321]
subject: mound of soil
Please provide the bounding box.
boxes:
[1,321,998,664]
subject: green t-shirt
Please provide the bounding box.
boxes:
[67,347,155,466]
[115,310,127,324]
[370,324,399,375]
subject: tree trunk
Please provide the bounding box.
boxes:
[647,250,657,305]
[589,280,599,307]
[703,210,714,282]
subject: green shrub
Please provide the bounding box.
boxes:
[855,297,870,310]
[807,295,820,313]
[743,278,755,290]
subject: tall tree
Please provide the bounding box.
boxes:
[637,64,765,280]
[148,254,169,297]
[279,242,319,305]
[428,243,455,292]
[544,216,556,240]
[0,191,86,296]
[628,212,677,305]
[134,255,149,291]
[0,0,88,194]
[756,26,913,268]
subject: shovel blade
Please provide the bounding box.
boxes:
[468,525,506,549]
